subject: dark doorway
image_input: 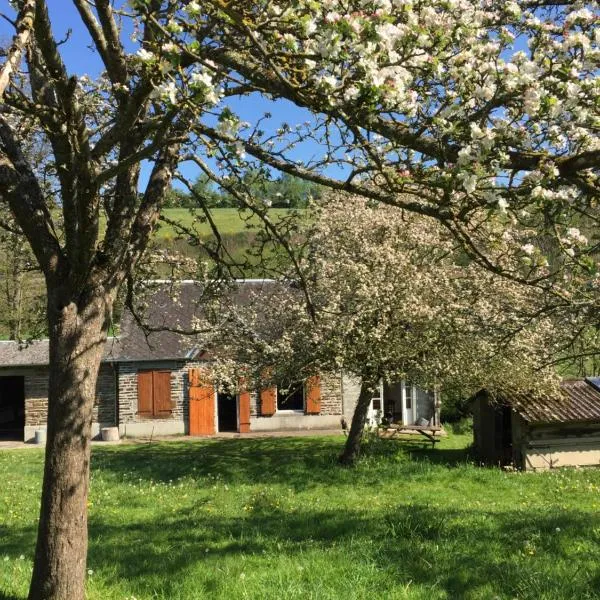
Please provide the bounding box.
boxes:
[217,393,237,432]
[0,376,25,440]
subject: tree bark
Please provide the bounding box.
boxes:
[339,379,377,466]
[28,286,113,600]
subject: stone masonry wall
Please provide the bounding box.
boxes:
[320,373,343,415]
[117,360,198,425]
[249,372,343,417]
[24,368,50,427]
[116,363,346,434]
[23,363,116,427]
[95,364,117,424]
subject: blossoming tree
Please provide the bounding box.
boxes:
[200,195,563,464]
[0,1,597,598]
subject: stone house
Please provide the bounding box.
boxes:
[0,280,439,442]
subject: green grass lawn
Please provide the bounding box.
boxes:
[99,208,299,240]
[1,433,600,599]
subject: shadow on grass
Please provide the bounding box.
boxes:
[5,502,599,599]
[91,437,349,489]
[0,525,36,562]
[3,436,600,599]
[79,501,600,599]
[412,442,473,463]
[90,436,475,491]
[360,434,474,467]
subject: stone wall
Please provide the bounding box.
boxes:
[341,374,361,421]
[114,364,356,436]
[20,363,117,441]
[116,360,200,437]
[248,372,347,432]
[320,373,344,415]
[24,368,50,427]
[94,364,117,425]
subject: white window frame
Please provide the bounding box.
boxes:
[366,379,384,426]
[401,380,417,425]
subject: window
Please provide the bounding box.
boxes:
[276,382,304,411]
[137,370,173,418]
[404,383,413,410]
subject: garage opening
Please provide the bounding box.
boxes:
[217,392,237,432]
[0,376,25,440]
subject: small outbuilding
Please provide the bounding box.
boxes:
[472,378,600,470]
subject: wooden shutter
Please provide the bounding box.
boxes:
[305,375,321,415]
[153,371,173,417]
[260,386,276,416]
[238,378,251,433]
[189,368,202,388]
[189,368,215,435]
[137,371,154,417]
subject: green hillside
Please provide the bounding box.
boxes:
[100,208,300,240]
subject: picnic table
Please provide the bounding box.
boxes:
[378,423,443,448]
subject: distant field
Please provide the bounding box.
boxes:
[99,208,300,240]
[0,209,301,337]
[2,433,600,599]
[157,208,298,238]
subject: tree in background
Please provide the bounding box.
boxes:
[0,1,597,597]
[199,195,564,465]
[170,171,322,208]
[260,172,323,208]
[0,224,44,339]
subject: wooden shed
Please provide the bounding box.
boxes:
[472,379,600,471]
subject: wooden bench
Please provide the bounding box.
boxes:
[379,423,443,448]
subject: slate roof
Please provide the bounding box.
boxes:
[109,282,203,362]
[498,379,600,425]
[0,340,50,367]
[113,279,283,361]
[0,338,126,367]
[0,280,280,367]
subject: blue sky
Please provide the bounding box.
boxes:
[0,2,328,189]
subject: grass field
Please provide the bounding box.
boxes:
[1,433,600,600]
[99,208,298,241]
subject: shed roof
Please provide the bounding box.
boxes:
[498,379,600,424]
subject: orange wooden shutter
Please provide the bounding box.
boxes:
[189,368,215,435]
[305,375,321,415]
[137,371,153,417]
[238,378,251,433]
[153,371,173,417]
[189,368,202,387]
[260,386,276,416]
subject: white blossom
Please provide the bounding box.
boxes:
[136,48,155,62]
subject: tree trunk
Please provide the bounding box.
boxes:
[339,380,377,466]
[28,287,112,600]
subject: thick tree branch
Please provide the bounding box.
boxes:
[121,143,180,279]
[72,0,126,86]
[93,0,128,84]
[0,0,36,98]
[0,117,62,278]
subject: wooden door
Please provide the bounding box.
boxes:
[305,375,322,414]
[238,378,251,433]
[189,368,215,435]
